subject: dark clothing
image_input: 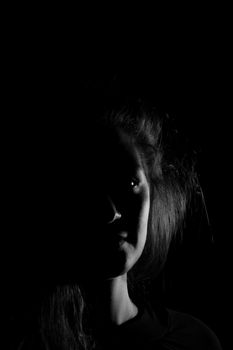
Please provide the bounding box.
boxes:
[17,302,222,349]
[96,301,222,350]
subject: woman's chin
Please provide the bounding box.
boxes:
[86,250,130,279]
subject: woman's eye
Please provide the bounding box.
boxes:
[130,178,140,189]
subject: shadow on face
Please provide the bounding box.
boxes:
[13,126,150,286]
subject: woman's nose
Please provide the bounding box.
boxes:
[107,196,122,224]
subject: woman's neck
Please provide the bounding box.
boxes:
[88,274,138,327]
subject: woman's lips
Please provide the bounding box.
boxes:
[102,225,131,244]
[109,231,129,246]
[117,232,128,239]
[113,232,130,249]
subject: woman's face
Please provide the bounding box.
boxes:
[78,128,150,279]
[18,127,150,285]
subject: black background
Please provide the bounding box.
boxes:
[3,8,230,348]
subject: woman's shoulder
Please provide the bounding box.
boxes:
[112,299,222,349]
[165,308,222,349]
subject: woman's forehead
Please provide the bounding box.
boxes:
[95,128,141,172]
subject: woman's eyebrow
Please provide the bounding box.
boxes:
[123,165,144,181]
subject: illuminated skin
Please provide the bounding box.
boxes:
[82,129,151,326]
[104,130,150,277]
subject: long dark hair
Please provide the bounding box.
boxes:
[16,95,200,349]
[96,105,198,283]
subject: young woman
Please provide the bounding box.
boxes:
[12,92,222,349]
